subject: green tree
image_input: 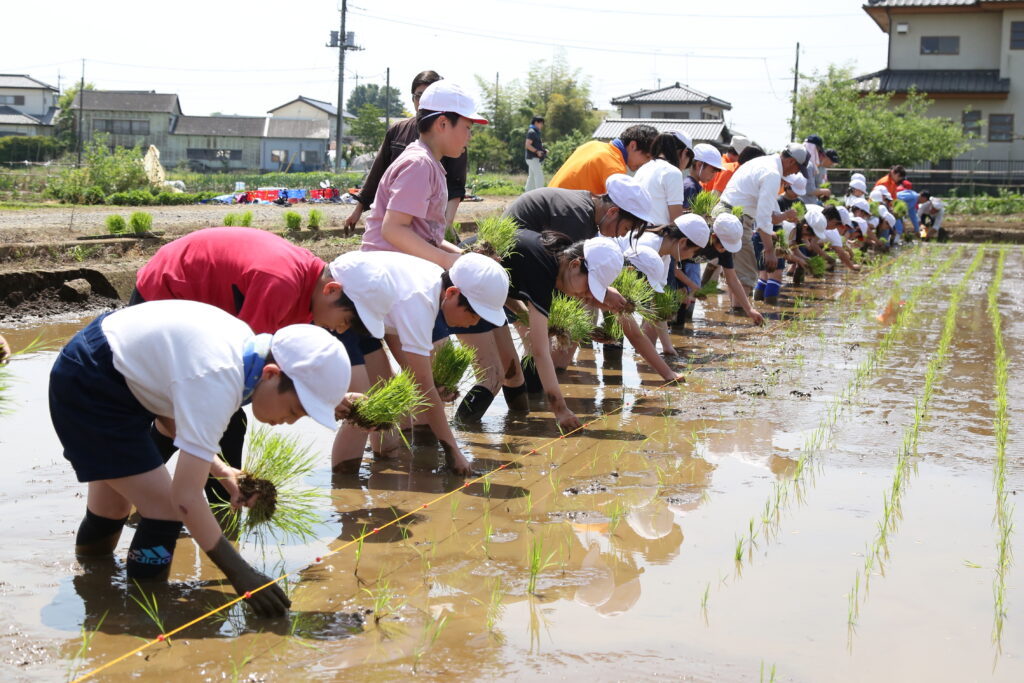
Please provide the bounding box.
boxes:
[795,65,971,168]
[351,103,387,150]
[54,82,95,149]
[346,84,406,118]
[467,129,511,173]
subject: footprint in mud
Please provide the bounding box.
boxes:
[562,481,611,496]
[723,385,768,397]
[789,390,811,398]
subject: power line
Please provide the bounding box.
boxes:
[493,0,862,20]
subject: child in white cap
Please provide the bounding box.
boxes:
[361,80,488,269]
[689,214,765,325]
[50,300,352,617]
[328,252,509,474]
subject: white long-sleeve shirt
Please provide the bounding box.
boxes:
[720,154,784,235]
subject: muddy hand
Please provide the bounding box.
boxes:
[748,308,766,326]
[441,441,473,475]
[334,392,368,423]
[556,409,582,433]
[0,334,9,365]
[207,536,291,617]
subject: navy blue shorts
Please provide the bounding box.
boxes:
[752,232,786,273]
[335,312,452,364]
[49,314,164,483]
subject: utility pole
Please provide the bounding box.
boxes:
[76,59,85,168]
[790,42,800,142]
[494,73,499,130]
[385,67,391,130]
[329,1,361,172]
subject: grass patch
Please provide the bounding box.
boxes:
[105,214,127,234]
[128,211,152,234]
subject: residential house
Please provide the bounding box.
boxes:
[858,0,1024,170]
[0,74,59,137]
[71,90,182,153]
[267,95,356,147]
[594,82,736,147]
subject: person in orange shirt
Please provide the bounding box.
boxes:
[705,135,749,193]
[874,164,906,200]
[548,124,657,195]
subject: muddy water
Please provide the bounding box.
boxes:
[1,246,1022,682]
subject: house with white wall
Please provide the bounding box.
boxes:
[594,82,736,146]
[0,74,58,137]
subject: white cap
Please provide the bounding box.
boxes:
[671,130,693,149]
[849,178,867,193]
[712,213,743,253]
[784,173,807,196]
[881,209,896,226]
[869,216,880,228]
[869,186,892,202]
[730,135,751,154]
[328,253,399,339]
[623,245,668,293]
[583,237,625,303]
[783,142,809,169]
[692,143,723,170]
[805,208,827,239]
[674,213,710,248]
[418,81,488,124]
[449,252,510,327]
[850,172,867,184]
[852,217,868,233]
[838,206,853,227]
[605,174,657,225]
[271,324,351,430]
[849,197,871,214]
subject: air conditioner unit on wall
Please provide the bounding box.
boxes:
[896,23,909,34]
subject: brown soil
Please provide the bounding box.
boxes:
[238,475,277,525]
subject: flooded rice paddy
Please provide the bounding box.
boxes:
[1,244,1022,681]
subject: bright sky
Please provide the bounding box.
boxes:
[8,0,888,149]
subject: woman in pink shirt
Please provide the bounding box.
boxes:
[361,81,488,269]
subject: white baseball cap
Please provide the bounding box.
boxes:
[712,213,743,253]
[784,173,807,196]
[805,208,827,239]
[271,324,351,430]
[730,135,751,154]
[837,206,853,227]
[449,252,509,326]
[623,245,668,293]
[869,186,892,202]
[869,216,880,228]
[852,217,868,234]
[849,197,871,214]
[850,172,867,184]
[783,142,809,169]
[583,236,625,303]
[849,178,867,193]
[418,81,488,124]
[674,213,710,248]
[693,143,724,170]
[328,253,399,339]
[606,174,657,225]
[881,209,896,227]
[671,130,693,149]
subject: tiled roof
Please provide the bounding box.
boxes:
[0,105,45,126]
[611,83,731,109]
[173,115,266,137]
[592,118,730,143]
[855,69,1010,94]
[266,118,332,139]
[269,95,357,119]
[864,1,1008,7]
[73,90,181,114]
[0,74,57,90]
[862,1,1017,31]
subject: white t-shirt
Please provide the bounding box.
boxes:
[632,159,684,225]
[615,231,670,271]
[102,299,253,462]
[344,251,444,357]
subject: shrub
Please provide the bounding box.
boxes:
[239,210,253,227]
[45,134,149,203]
[106,214,127,234]
[82,186,106,205]
[223,213,236,226]
[0,135,65,163]
[308,209,323,230]
[284,211,301,231]
[129,211,153,235]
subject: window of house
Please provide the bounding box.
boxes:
[962,110,982,138]
[271,150,287,163]
[989,114,1014,142]
[93,119,149,135]
[651,111,689,120]
[187,148,242,160]
[920,36,959,55]
[1011,21,1024,49]
[0,95,25,106]
[300,150,319,165]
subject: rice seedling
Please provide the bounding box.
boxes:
[307,209,323,230]
[239,210,253,227]
[731,205,745,218]
[891,199,909,219]
[284,210,301,231]
[806,254,827,277]
[222,213,236,226]
[209,426,324,544]
[129,581,169,643]
[700,583,710,614]
[363,574,395,626]
[603,269,657,339]
[431,340,477,398]
[444,220,460,244]
[474,214,519,260]
[693,280,721,298]
[353,523,368,577]
[526,537,557,595]
[129,211,153,235]
[412,612,449,672]
[605,499,626,533]
[734,537,744,563]
[66,611,107,680]
[791,201,806,221]
[760,662,777,683]
[547,293,595,346]
[688,190,718,219]
[105,214,127,234]
[1,335,60,415]
[347,369,430,431]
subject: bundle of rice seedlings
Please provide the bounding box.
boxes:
[1,335,58,416]
[806,254,827,277]
[474,215,518,260]
[891,199,909,219]
[223,213,236,226]
[106,215,127,234]
[653,287,686,321]
[547,294,594,346]
[347,369,430,431]
[689,191,718,219]
[129,212,153,235]
[824,198,844,208]
[693,280,721,297]
[432,340,477,397]
[792,201,807,221]
[594,314,623,342]
[210,427,324,543]
[239,210,253,227]
[731,205,745,218]
[603,269,656,339]
[444,221,460,245]
[868,200,881,217]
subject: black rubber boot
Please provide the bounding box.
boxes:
[502,383,530,411]
[456,384,496,422]
[521,356,544,393]
[126,517,184,581]
[75,509,129,556]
